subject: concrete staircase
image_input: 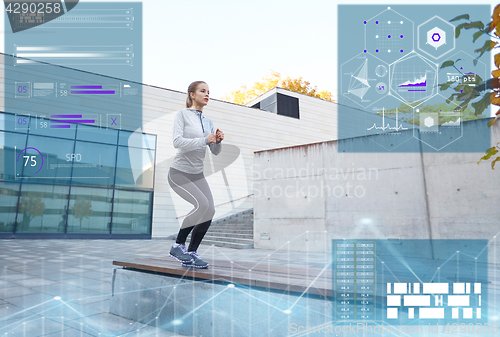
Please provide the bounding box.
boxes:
[198,209,254,249]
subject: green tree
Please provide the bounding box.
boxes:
[441,6,500,169]
[18,192,45,228]
[72,198,93,229]
[223,70,334,105]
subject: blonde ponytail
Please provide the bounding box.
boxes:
[186,81,206,108]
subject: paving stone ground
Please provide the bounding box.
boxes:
[0,239,498,337]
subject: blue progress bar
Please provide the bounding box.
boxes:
[70,85,103,89]
[70,90,115,94]
[52,120,95,123]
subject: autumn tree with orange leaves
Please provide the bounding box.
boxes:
[443,5,500,169]
[223,71,334,105]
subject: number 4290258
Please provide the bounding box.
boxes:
[5,2,62,14]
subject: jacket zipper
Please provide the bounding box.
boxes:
[198,112,205,133]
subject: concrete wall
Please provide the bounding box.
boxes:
[253,119,500,261]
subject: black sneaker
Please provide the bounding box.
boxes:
[169,243,194,263]
[181,251,209,268]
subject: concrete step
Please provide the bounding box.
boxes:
[212,209,254,226]
[210,227,253,232]
[213,223,251,227]
[209,227,253,233]
[205,232,253,239]
[215,220,253,226]
[212,219,253,225]
[195,208,254,249]
[199,239,253,249]
[210,223,253,229]
[203,235,254,245]
[224,215,252,219]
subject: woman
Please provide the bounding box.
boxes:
[168,81,224,268]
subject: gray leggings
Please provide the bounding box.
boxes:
[168,167,215,250]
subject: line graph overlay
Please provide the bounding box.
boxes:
[390,52,438,106]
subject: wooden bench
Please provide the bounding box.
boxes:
[110,258,334,337]
[113,258,332,298]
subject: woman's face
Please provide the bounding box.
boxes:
[191,83,210,107]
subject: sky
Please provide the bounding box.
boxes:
[1,0,499,106]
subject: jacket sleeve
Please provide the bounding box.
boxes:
[172,110,206,151]
[208,119,222,156]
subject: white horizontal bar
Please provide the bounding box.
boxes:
[394,283,407,294]
[448,295,470,306]
[17,47,57,51]
[453,283,465,294]
[387,295,401,306]
[423,283,448,294]
[404,295,430,306]
[387,308,398,319]
[419,308,444,319]
[17,53,109,58]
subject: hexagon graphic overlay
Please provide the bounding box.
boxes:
[363,95,415,151]
[365,8,414,64]
[338,5,490,153]
[413,95,463,151]
[438,51,488,118]
[390,52,438,107]
[427,27,446,49]
[341,52,389,108]
[418,16,455,59]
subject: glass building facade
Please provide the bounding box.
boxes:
[0,111,156,239]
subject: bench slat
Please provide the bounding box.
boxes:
[113,258,333,297]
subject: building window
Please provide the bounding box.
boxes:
[66,187,113,234]
[0,111,156,238]
[251,92,300,119]
[15,184,70,233]
[111,190,152,234]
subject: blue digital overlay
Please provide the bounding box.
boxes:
[3,2,143,184]
[333,239,489,327]
[4,0,80,33]
[338,5,491,153]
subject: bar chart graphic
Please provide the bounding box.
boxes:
[49,114,97,128]
[69,85,117,95]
